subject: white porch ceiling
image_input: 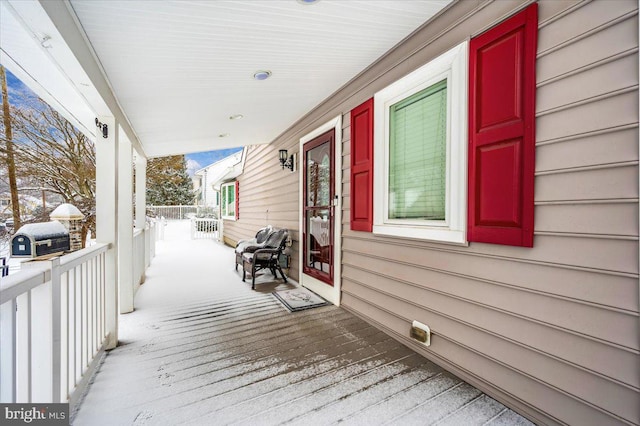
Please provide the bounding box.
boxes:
[68,0,452,158]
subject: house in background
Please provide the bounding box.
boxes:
[0,198,11,218]
[192,149,246,220]
[1,0,637,425]
[0,193,53,222]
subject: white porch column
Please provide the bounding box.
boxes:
[135,153,147,230]
[95,115,118,349]
[118,127,134,314]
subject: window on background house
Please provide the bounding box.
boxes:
[221,181,238,220]
[372,42,468,244]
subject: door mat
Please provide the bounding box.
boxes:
[272,287,329,312]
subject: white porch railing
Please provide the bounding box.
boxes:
[134,219,159,291]
[0,243,109,406]
[147,205,217,221]
[133,229,144,292]
[190,217,223,241]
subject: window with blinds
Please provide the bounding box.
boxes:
[373,41,467,244]
[388,79,447,221]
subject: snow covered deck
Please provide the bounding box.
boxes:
[72,221,532,425]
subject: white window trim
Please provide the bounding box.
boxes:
[373,41,468,245]
[221,181,237,221]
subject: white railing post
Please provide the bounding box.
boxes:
[150,221,156,260]
[0,298,17,402]
[152,221,156,260]
[132,229,143,291]
[144,224,151,269]
[51,257,62,402]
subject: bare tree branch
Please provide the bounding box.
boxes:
[8,98,96,245]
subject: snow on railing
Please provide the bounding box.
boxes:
[134,220,158,294]
[133,228,144,293]
[147,205,217,221]
[154,216,166,242]
[190,217,222,242]
[145,221,153,268]
[0,243,109,406]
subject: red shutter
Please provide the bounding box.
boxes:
[235,181,239,220]
[468,4,537,247]
[350,98,374,232]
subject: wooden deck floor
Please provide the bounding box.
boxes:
[72,222,533,426]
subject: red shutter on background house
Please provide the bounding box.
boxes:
[350,98,374,232]
[235,181,239,220]
[468,4,537,247]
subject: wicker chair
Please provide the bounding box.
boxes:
[234,225,272,271]
[242,228,289,290]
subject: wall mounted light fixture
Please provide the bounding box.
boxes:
[95,118,108,138]
[279,149,295,172]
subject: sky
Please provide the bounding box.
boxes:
[2,68,34,105]
[185,148,242,176]
[2,66,241,176]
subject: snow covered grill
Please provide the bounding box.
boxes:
[10,221,70,258]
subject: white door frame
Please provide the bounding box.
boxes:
[299,115,342,305]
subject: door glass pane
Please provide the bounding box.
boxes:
[303,132,334,286]
[389,79,447,220]
[307,146,331,207]
[306,208,330,274]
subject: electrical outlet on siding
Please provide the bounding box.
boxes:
[411,320,431,346]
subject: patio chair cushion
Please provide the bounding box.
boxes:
[235,225,272,254]
[234,226,276,272]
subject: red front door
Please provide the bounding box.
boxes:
[302,129,335,286]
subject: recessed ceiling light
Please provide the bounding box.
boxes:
[253,70,272,81]
[297,0,320,4]
[229,114,244,120]
[218,133,230,138]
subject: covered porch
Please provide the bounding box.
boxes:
[5,1,635,424]
[73,221,530,426]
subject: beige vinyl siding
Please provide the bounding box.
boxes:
[339,1,638,425]
[224,141,301,281]
[230,0,639,424]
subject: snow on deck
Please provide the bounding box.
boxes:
[72,221,533,426]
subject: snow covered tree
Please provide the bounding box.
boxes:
[7,97,95,246]
[146,155,194,205]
